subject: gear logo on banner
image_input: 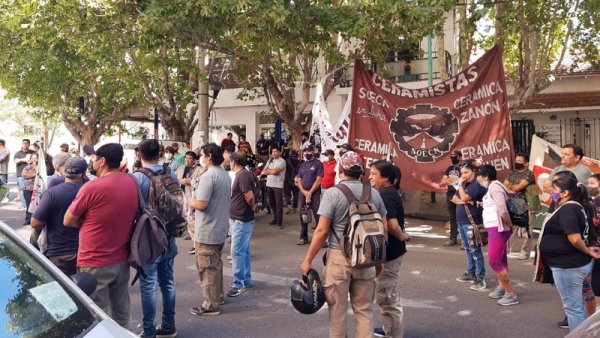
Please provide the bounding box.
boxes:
[390,103,459,163]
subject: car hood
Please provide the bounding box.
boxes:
[84,319,137,338]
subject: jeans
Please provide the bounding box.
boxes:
[230,219,254,289]
[139,237,178,336]
[458,223,485,280]
[446,197,458,242]
[23,189,33,224]
[17,176,26,207]
[550,260,593,332]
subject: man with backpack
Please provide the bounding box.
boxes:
[64,143,138,329]
[301,151,388,338]
[133,139,180,338]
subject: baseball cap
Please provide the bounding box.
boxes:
[303,144,315,152]
[451,150,462,157]
[322,149,334,156]
[63,157,88,176]
[339,151,364,170]
[336,143,355,152]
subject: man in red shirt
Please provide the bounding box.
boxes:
[321,149,337,190]
[221,132,236,151]
[64,143,138,329]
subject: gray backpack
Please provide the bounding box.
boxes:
[332,182,386,268]
[128,175,168,285]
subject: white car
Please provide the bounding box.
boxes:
[0,220,136,338]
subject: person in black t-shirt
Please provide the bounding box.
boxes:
[539,171,600,332]
[587,174,600,300]
[369,160,411,338]
[440,150,463,246]
[30,157,87,275]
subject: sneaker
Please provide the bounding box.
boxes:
[488,286,505,299]
[296,239,309,245]
[373,327,387,337]
[190,306,220,316]
[188,248,195,255]
[443,239,458,246]
[558,316,568,329]
[155,325,177,338]
[278,224,283,229]
[138,331,153,338]
[226,287,245,297]
[470,279,487,291]
[516,251,530,260]
[456,273,476,283]
[497,293,519,306]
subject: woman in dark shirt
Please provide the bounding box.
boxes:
[587,174,600,307]
[539,171,600,332]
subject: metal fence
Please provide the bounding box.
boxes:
[561,117,600,160]
[512,119,535,156]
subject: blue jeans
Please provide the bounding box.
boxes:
[139,237,178,336]
[550,260,593,332]
[230,219,254,289]
[16,177,26,207]
[458,223,485,280]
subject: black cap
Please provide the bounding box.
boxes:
[322,149,334,156]
[303,144,315,152]
[95,143,124,167]
[451,150,462,157]
[63,157,88,176]
[336,143,354,152]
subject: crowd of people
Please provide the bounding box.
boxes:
[1,134,600,337]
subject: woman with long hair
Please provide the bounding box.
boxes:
[539,171,600,332]
[477,164,518,306]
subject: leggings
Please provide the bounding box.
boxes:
[487,226,512,273]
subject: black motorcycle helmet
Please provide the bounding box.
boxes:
[290,268,325,315]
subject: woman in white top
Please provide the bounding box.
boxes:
[477,164,518,306]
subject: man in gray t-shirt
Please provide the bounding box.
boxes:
[264,147,286,228]
[300,151,387,337]
[543,144,592,193]
[188,143,232,316]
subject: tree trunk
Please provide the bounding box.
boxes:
[436,34,449,81]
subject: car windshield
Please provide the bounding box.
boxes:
[0,230,98,338]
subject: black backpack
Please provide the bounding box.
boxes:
[128,175,169,285]
[137,167,187,237]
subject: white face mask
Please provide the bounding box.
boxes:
[165,153,173,160]
[199,155,206,167]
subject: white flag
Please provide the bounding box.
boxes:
[310,83,351,153]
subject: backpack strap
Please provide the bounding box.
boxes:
[335,183,358,203]
[128,173,146,209]
[137,167,155,177]
[358,182,372,204]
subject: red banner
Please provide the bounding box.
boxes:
[349,45,514,192]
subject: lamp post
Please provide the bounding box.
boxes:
[199,80,223,145]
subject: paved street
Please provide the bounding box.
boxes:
[0,179,570,338]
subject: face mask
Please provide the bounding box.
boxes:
[481,181,489,188]
[515,163,525,170]
[304,154,314,161]
[165,153,173,160]
[88,159,97,176]
[199,155,206,167]
[451,157,460,165]
[550,192,561,203]
[589,188,599,198]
